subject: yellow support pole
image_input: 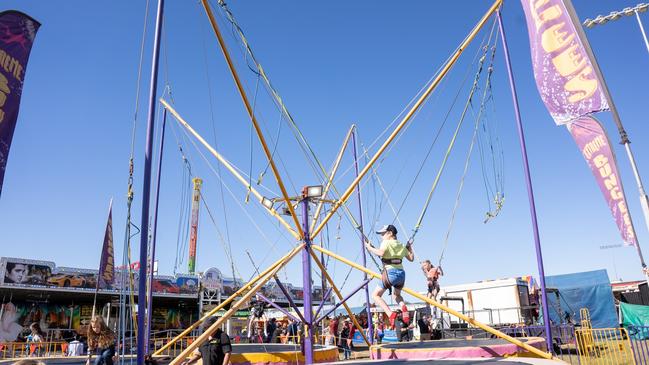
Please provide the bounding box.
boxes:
[310,125,355,232]
[311,245,558,360]
[200,0,304,239]
[160,99,300,240]
[309,249,371,347]
[169,244,304,365]
[311,0,503,239]
[153,244,302,355]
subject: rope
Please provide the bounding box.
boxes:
[476,42,505,223]
[408,22,495,244]
[118,0,150,355]
[436,19,500,266]
[437,93,482,267]
[214,0,327,182]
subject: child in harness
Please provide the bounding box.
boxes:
[364,224,415,329]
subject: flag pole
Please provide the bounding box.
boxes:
[565,0,649,274]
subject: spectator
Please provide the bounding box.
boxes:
[287,320,299,344]
[418,315,431,341]
[86,316,116,365]
[181,317,232,365]
[26,322,45,357]
[339,319,352,360]
[265,318,277,343]
[327,316,338,346]
[251,328,264,344]
[67,334,84,356]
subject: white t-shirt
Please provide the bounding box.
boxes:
[67,340,84,356]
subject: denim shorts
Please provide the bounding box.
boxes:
[379,268,405,289]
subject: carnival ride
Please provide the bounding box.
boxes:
[136,0,566,363]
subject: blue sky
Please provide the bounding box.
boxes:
[1,0,648,304]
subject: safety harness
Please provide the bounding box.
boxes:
[380,257,405,292]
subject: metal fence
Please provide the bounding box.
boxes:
[626,325,649,364]
[0,341,68,359]
[575,327,635,365]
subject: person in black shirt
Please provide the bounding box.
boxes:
[396,315,411,342]
[181,317,232,365]
[265,318,277,343]
[418,315,431,341]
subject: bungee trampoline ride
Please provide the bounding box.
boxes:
[6,0,647,362]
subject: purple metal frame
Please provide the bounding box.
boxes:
[315,279,371,324]
[497,9,552,352]
[137,0,164,362]
[145,108,167,352]
[257,293,302,323]
[352,127,374,343]
[274,276,307,324]
[301,196,314,363]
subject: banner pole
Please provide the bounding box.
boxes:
[564,0,649,272]
[496,9,553,352]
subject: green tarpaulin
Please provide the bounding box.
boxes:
[621,302,649,326]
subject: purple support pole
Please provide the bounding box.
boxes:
[257,293,302,323]
[313,287,333,320]
[137,0,164,362]
[301,195,314,364]
[497,9,552,352]
[352,127,373,343]
[274,277,307,324]
[144,108,166,353]
[315,279,371,324]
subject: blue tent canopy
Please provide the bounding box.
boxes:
[544,269,617,328]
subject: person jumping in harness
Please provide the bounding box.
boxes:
[365,224,414,329]
[421,260,443,301]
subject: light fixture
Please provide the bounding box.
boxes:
[261,196,274,210]
[305,185,324,199]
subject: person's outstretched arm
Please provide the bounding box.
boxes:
[405,244,415,262]
[364,241,385,256]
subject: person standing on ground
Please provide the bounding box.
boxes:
[26,322,44,357]
[67,334,84,356]
[417,314,431,341]
[251,328,264,344]
[339,319,352,360]
[365,224,414,328]
[265,318,277,343]
[181,316,232,365]
[86,316,115,365]
[328,316,338,346]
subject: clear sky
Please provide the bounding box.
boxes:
[1,0,648,305]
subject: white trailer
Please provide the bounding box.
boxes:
[439,277,532,326]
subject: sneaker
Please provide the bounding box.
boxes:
[389,311,398,328]
[401,305,410,324]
